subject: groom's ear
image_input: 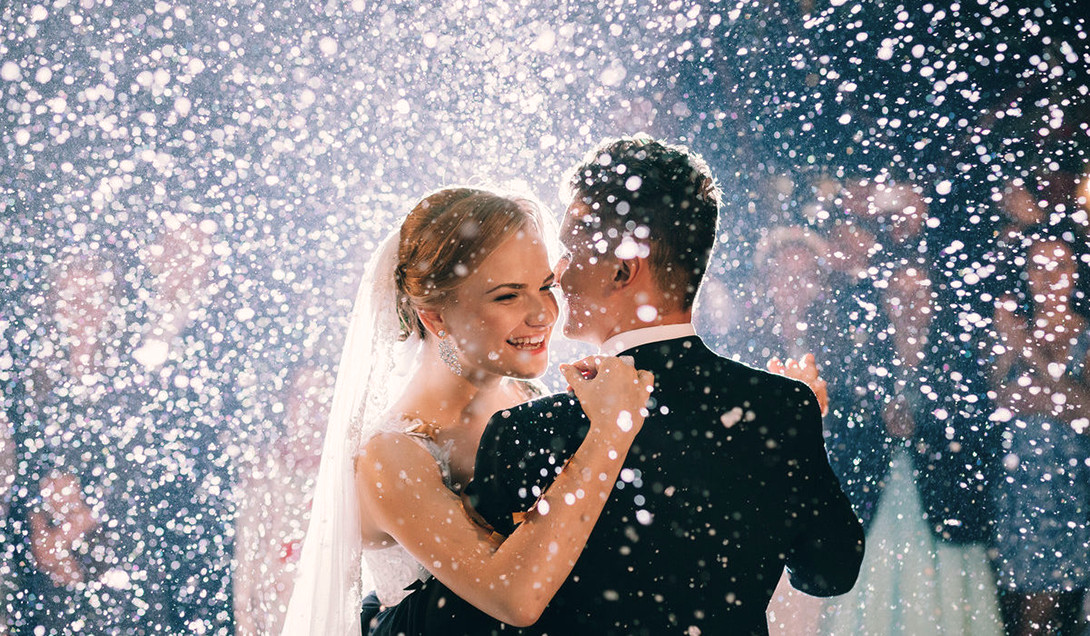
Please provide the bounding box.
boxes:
[612,257,641,289]
[417,308,445,337]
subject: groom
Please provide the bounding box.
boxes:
[419,136,864,635]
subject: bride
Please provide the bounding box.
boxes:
[282,187,656,634]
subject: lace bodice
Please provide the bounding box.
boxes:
[358,415,454,606]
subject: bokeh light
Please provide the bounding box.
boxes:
[3,0,1088,633]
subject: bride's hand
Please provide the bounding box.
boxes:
[561,356,654,442]
[768,353,829,416]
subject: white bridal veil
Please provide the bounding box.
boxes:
[281,230,420,635]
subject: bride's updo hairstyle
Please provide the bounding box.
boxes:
[395,187,545,341]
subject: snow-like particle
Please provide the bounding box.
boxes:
[319,36,338,56]
[721,407,743,429]
[0,61,21,81]
[29,4,48,21]
[615,237,640,259]
[174,96,192,117]
[616,410,634,432]
[625,175,642,191]
[636,305,658,323]
[133,339,170,368]
[531,29,556,53]
[600,63,626,87]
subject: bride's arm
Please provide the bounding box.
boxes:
[354,357,653,627]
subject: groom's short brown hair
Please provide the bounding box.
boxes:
[564,135,721,310]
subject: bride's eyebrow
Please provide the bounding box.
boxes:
[485,283,525,294]
[485,273,554,295]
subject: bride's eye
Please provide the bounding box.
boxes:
[494,293,518,302]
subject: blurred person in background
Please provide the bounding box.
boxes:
[826,218,880,283]
[873,182,929,252]
[1,224,36,631]
[749,226,891,525]
[985,178,1050,302]
[989,229,1090,636]
[125,213,242,634]
[7,212,243,636]
[131,213,220,370]
[10,250,130,633]
[1,367,16,630]
[821,258,1003,634]
[233,362,332,635]
[746,226,888,634]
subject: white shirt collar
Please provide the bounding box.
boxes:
[598,323,697,356]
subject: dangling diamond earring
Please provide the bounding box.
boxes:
[436,330,463,376]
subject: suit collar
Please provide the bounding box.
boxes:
[618,335,709,369]
[598,323,697,356]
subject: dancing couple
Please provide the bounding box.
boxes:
[283,135,864,635]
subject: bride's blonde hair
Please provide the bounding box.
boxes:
[394,187,546,340]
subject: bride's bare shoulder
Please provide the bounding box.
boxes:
[353,429,458,537]
[356,430,431,467]
[355,423,446,488]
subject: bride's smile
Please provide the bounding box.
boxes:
[425,223,559,382]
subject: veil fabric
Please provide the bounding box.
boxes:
[282,230,420,635]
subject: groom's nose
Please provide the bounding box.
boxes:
[553,254,570,281]
[526,292,557,327]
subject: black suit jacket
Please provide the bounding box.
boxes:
[420,336,864,635]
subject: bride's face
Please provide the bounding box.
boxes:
[439,223,559,380]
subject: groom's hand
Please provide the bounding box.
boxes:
[768,353,829,416]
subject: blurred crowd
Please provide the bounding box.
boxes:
[0,211,340,633]
[2,216,242,632]
[703,174,1090,636]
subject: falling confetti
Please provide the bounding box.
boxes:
[2,0,1088,634]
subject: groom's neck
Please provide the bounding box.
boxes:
[591,306,693,348]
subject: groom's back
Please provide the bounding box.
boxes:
[424,337,862,635]
[543,342,797,634]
